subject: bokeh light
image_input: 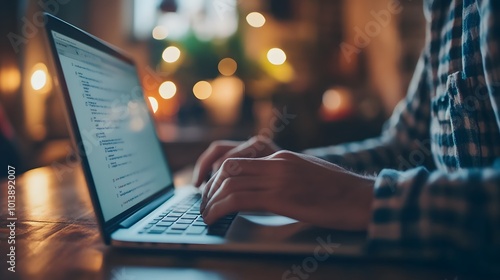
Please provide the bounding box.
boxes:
[148,96,159,113]
[322,89,342,111]
[193,81,212,100]
[218,58,238,76]
[267,48,287,65]
[159,81,176,99]
[320,87,353,121]
[246,12,266,28]
[0,66,21,94]
[152,25,169,40]
[162,46,181,63]
[31,69,47,91]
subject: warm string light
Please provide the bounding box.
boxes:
[159,81,176,99]
[162,46,181,63]
[31,70,47,90]
[0,65,21,94]
[267,48,286,65]
[193,81,212,100]
[152,25,169,40]
[148,96,159,113]
[322,89,342,111]
[30,63,52,94]
[148,9,298,113]
[218,58,237,76]
[246,12,266,28]
[203,76,245,125]
[320,88,353,121]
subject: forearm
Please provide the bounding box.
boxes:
[303,135,403,174]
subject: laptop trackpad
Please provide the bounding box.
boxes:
[238,212,298,226]
[225,213,324,244]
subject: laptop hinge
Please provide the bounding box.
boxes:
[119,191,174,228]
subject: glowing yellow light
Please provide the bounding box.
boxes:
[261,56,295,83]
[31,69,47,91]
[246,12,266,28]
[23,168,51,216]
[322,89,342,111]
[205,76,245,125]
[0,66,21,94]
[159,81,176,99]
[193,81,212,100]
[162,46,181,63]
[218,58,237,76]
[267,48,287,65]
[152,25,169,40]
[148,96,159,113]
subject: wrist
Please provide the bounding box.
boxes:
[357,177,375,230]
[345,176,375,231]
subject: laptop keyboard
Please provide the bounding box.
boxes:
[138,193,236,236]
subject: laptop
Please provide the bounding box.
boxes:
[43,13,365,255]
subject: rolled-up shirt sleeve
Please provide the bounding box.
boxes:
[367,163,500,268]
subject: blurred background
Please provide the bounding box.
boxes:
[0,0,425,177]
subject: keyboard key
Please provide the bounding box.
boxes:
[177,218,195,224]
[207,225,230,236]
[167,213,182,217]
[149,195,204,234]
[148,227,167,234]
[182,214,198,219]
[205,214,236,236]
[171,224,189,230]
[156,221,173,227]
[192,221,207,227]
[185,226,206,235]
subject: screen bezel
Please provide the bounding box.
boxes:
[43,13,175,243]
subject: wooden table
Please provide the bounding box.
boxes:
[0,166,471,280]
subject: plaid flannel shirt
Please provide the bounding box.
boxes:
[306,0,500,266]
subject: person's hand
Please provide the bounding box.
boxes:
[192,136,280,187]
[200,151,375,231]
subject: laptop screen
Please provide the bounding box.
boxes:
[51,31,173,222]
